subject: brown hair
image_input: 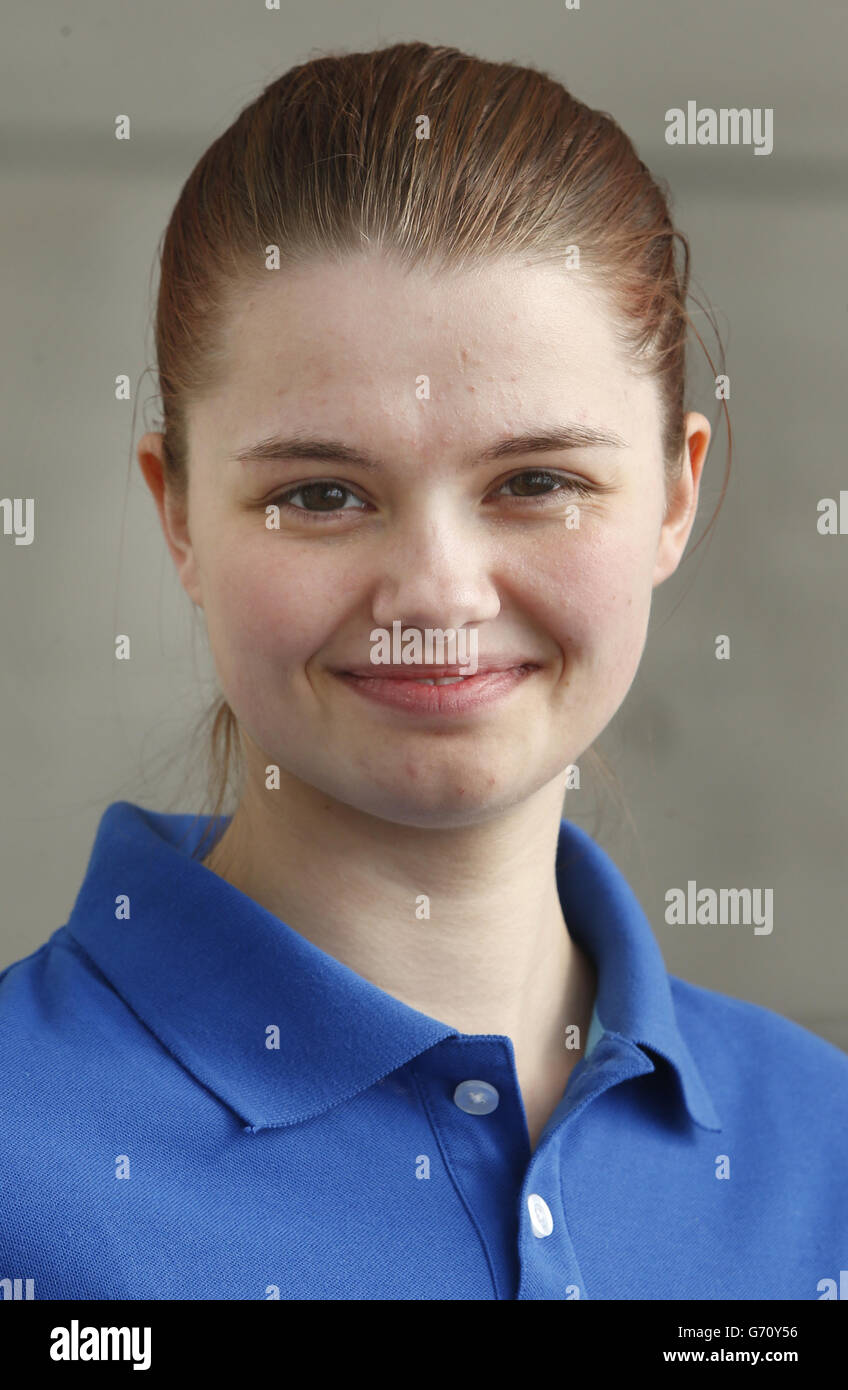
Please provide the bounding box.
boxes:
[148,40,731,858]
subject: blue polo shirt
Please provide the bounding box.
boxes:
[1,800,847,1300]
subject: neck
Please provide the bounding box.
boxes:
[203,757,596,1082]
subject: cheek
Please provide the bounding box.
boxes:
[201,538,337,694]
[531,523,655,674]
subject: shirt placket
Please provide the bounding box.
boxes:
[516,1035,656,1299]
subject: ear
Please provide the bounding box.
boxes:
[653,412,711,587]
[137,432,204,607]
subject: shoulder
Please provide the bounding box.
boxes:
[0,926,106,1033]
[669,973,848,1131]
[0,927,146,1121]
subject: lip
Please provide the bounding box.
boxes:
[339,661,529,678]
[333,663,540,716]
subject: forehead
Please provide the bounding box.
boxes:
[196,253,660,456]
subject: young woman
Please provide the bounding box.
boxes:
[2,41,846,1302]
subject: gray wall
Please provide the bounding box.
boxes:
[2,0,846,1050]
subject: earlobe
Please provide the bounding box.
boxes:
[652,531,686,588]
[652,414,711,587]
[136,431,203,608]
[652,467,693,587]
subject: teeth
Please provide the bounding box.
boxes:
[413,676,468,685]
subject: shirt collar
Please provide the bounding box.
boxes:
[64,801,720,1133]
[555,822,720,1129]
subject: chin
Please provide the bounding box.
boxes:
[342,773,523,831]
[365,799,512,832]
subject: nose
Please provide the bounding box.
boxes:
[369,507,501,633]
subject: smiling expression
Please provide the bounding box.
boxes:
[168,252,703,827]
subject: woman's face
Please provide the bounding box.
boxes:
[148,253,707,828]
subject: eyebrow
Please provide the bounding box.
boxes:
[230,424,627,470]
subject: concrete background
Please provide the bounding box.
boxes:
[1,0,846,1050]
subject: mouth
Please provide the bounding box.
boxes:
[333,663,541,716]
[406,675,475,685]
[338,662,538,678]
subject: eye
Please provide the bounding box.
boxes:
[270,480,369,518]
[491,469,596,501]
[264,467,598,524]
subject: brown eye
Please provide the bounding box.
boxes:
[271,481,369,517]
[496,470,594,500]
[506,471,560,496]
[293,482,349,510]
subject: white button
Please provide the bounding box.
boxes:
[453,1080,500,1114]
[527,1193,554,1237]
